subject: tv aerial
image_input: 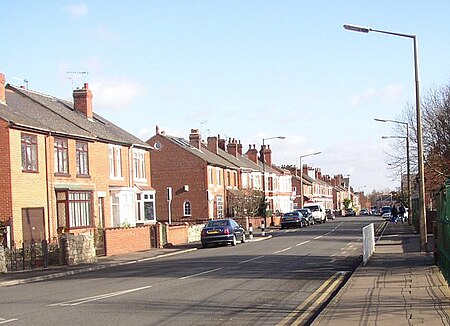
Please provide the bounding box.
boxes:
[13,77,29,89]
[66,71,89,89]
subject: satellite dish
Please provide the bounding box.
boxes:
[153,142,162,150]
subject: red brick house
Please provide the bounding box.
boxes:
[147,128,240,223]
[0,72,154,244]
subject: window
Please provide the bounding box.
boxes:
[76,141,89,176]
[216,169,222,186]
[21,133,38,172]
[109,145,122,178]
[133,149,146,181]
[136,192,156,223]
[217,196,224,218]
[184,201,192,216]
[110,189,135,227]
[56,190,93,228]
[208,167,214,185]
[54,138,68,174]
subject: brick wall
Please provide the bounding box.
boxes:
[167,223,189,245]
[149,135,209,222]
[104,226,151,256]
[0,120,12,225]
[9,130,48,243]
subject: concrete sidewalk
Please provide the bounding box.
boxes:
[0,232,271,287]
[313,221,450,325]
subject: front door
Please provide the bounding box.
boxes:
[21,208,45,242]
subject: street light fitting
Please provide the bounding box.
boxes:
[343,24,370,33]
[263,136,286,141]
[298,151,322,207]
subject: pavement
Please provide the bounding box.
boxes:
[313,220,450,326]
[1,222,449,325]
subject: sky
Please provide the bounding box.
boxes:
[2,1,450,193]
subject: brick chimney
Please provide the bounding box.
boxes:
[207,136,218,154]
[0,73,5,105]
[218,135,226,151]
[237,140,243,156]
[246,144,258,164]
[73,83,93,120]
[260,145,272,166]
[189,129,201,149]
[227,138,238,157]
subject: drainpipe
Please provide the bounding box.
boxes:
[128,144,135,188]
[45,131,52,241]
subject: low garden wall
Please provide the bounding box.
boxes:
[104,226,151,256]
[61,233,97,266]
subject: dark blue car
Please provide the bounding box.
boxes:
[201,218,246,248]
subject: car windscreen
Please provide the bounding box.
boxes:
[305,206,319,211]
[207,220,229,227]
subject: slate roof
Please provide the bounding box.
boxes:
[0,85,150,148]
[163,134,238,169]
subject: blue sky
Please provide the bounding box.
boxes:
[2,1,450,192]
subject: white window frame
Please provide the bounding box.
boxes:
[184,201,192,216]
[110,189,135,227]
[136,191,156,223]
[217,196,224,218]
[133,148,147,182]
[109,145,123,179]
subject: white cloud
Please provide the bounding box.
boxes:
[89,78,146,112]
[351,84,404,107]
[66,3,88,18]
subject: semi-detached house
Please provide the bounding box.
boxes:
[0,73,155,244]
[147,128,293,224]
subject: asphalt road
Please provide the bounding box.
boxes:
[0,216,382,326]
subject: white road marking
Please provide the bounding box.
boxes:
[273,247,292,254]
[179,268,222,280]
[314,235,323,240]
[296,240,310,247]
[49,285,153,306]
[239,256,264,265]
[0,319,18,324]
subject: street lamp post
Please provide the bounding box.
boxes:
[299,152,322,207]
[345,24,427,252]
[379,123,412,224]
[262,136,285,229]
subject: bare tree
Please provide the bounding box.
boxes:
[385,81,450,195]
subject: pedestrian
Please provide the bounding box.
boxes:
[398,204,406,224]
[390,205,398,223]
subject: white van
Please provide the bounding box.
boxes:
[303,202,327,223]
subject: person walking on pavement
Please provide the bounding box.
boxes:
[398,203,406,223]
[390,205,398,223]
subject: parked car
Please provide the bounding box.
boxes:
[281,211,307,229]
[303,202,327,223]
[345,208,356,216]
[359,208,369,216]
[381,206,391,219]
[325,209,335,220]
[294,208,314,225]
[201,218,246,248]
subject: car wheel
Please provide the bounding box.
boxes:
[241,233,246,243]
[231,235,237,246]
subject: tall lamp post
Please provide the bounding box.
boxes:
[380,125,412,225]
[262,136,285,229]
[345,23,427,252]
[299,151,322,207]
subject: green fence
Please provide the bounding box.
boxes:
[435,179,450,285]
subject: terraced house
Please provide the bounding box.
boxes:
[0,73,155,245]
